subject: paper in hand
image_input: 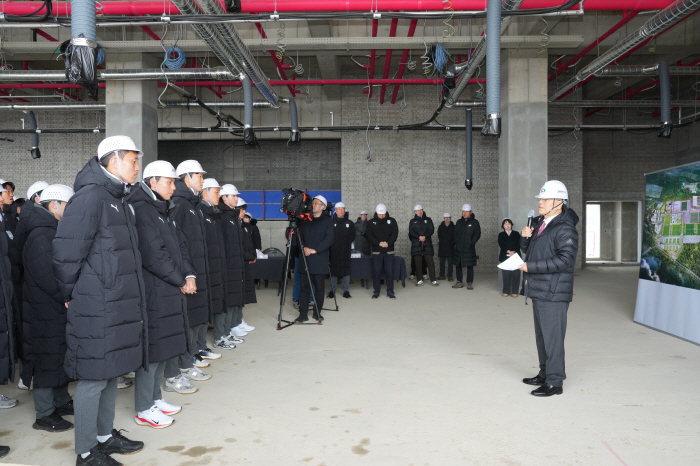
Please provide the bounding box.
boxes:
[497,253,525,271]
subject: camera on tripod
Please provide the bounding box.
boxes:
[280,188,314,221]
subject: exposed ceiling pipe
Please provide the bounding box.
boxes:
[455,100,700,107]
[595,65,700,76]
[657,61,672,137]
[445,0,525,108]
[482,0,502,136]
[380,18,398,104]
[465,108,473,190]
[64,0,99,99]
[368,18,379,98]
[550,0,700,101]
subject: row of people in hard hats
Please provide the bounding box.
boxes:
[0,135,259,465]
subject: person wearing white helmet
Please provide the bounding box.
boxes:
[27,181,49,205]
[328,202,356,299]
[452,203,481,290]
[519,180,579,398]
[238,198,258,310]
[408,205,438,287]
[20,184,75,434]
[437,213,455,281]
[52,135,147,464]
[354,210,371,256]
[295,195,334,323]
[365,203,399,299]
[127,161,194,427]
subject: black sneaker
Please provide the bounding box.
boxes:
[98,429,143,456]
[343,291,351,299]
[77,446,122,466]
[387,292,396,299]
[327,291,335,299]
[0,445,9,459]
[55,399,74,416]
[371,292,379,299]
[33,412,74,432]
[294,316,309,323]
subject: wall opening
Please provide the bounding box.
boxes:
[586,201,642,264]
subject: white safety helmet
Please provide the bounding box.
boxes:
[461,203,472,212]
[535,180,569,200]
[40,184,74,203]
[97,135,143,160]
[414,204,423,211]
[202,178,221,190]
[0,186,6,193]
[220,184,240,196]
[245,212,252,219]
[444,212,451,218]
[314,195,328,207]
[175,160,207,177]
[360,210,368,215]
[27,181,49,201]
[376,203,387,215]
[237,197,247,207]
[142,161,177,180]
[335,202,346,209]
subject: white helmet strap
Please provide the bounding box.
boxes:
[54,200,63,220]
[187,173,199,196]
[112,150,129,189]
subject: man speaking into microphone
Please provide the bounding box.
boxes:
[518,181,579,397]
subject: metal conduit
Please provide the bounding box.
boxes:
[455,100,700,107]
[595,65,700,76]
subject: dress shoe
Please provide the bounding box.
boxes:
[522,375,546,386]
[327,291,335,299]
[343,291,351,298]
[0,445,9,459]
[98,429,143,455]
[531,384,563,397]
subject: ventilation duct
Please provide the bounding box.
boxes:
[657,61,672,138]
[242,74,258,146]
[482,0,501,137]
[287,98,300,144]
[62,0,98,100]
[465,108,473,190]
[26,110,40,159]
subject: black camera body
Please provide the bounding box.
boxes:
[280,188,313,221]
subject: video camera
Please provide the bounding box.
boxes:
[280,188,313,221]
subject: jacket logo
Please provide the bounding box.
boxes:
[566,239,573,244]
[206,218,212,223]
[190,209,196,215]
[129,205,135,216]
[230,220,235,225]
[346,224,349,228]
[387,220,391,224]
[173,221,176,227]
[159,217,165,224]
[424,220,427,223]
[468,225,472,227]
[110,204,119,213]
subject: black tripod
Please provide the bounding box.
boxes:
[278,217,329,330]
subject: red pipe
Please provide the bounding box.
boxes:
[368,18,379,98]
[380,18,399,104]
[140,25,161,41]
[391,19,418,104]
[33,29,58,42]
[548,10,639,82]
[254,21,298,97]
[0,0,675,15]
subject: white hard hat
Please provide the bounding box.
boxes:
[13,196,18,201]
[202,178,220,190]
[444,212,451,218]
[414,204,423,211]
[237,197,247,207]
[142,161,177,179]
[220,184,240,196]
[0,186,6,193]
[335,202,346,209]
[360,210,368,215]
[376,203,387,215]
[0,179,5,185]
[314,195,327,207]
[244,212,252,218]
[462,203,472,211]
[97,135,143,160]
[40,184,74,203]
[536,180,569,200]
[176,160,207,177]
[27,181,49,200]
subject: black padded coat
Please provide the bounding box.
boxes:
[365,213,399,254]
[297,213,335,275]
[354,217,371,256]
[128,184,190,364]
[408,213,435,257]
[498,230,521,263]
[437,221,455,258]
[521,208,579,302]
[4,203,22,362]
[0,210,15,385]
[53,157,147,381]
[171,180,210,327]
[241,222,257,304]
[453,213,481,267]
[329,212,356,277]
[219,203,245,308]
[199,202,226,317]
[20,206,70,389]
[248,219,262,250]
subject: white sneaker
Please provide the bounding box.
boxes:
[199,349,222,360]
[213,338,236,350]
[18,379,32,390]
[431,281,439,286]
[226,335,244,344]
[416,280,424,286]
[231,326,248,337]
[181,367,212,381]
[135,405,174,429]
[117,377,133,389]
[164,375,198,394]
[239,320,255,331]
[193,356,210,368]
[123,371,136,379]
[154,398,181,415]
[409,274,416,280]
[0,394,18,409]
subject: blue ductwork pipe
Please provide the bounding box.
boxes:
[288,98,300,144]
[465,108,473,190]
[62,0,99,99]
[657,61,672,138]
[482,0,501,137]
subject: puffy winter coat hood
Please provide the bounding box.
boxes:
[366,213,399,253]
[408,212,435,256]
[73,156,128,198]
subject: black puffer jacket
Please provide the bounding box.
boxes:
[453,213,481,267]
[298,213,334,275]
[21,206,70,389]
[171,180,210,327]
[365,213,399,254]
[0,210,15,385]
[498,230,521,263]
[53,157,147,381]
[128,184,190,364]
[354,217,371,256]
[521,208,579,302]
[248,219,262,250]
[241,222,257,304]
[437,221,454,258]
[4,203,22,362]
[199,202,226,317]
[408,213,435,256]
[329,212,356,277]
[219,203,245,308]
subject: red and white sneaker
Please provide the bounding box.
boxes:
[135,406,174,429]
[154,398,181,415]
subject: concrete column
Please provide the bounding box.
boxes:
[105,53,159,177]
[498,52,548,226]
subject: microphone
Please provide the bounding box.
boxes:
[527,210,535,229]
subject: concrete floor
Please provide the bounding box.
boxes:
[1,267,699,466]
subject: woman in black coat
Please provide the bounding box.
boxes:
[452,206,481,289]
[0,194,15,393]
[408,207,436,285]
[328,206,355,298]
[239,202,258,306]
[354,212,371,256]
[498,218,521,297]
[437,213,455,281]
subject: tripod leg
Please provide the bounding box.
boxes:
[278,229,295,329]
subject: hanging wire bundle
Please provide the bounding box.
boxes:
[443,0,455,37]
[275,23,286,60]
[96,45,106,66]
[422,43,451,78]
[164,46,186,70]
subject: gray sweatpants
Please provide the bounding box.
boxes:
[330,275,350,294]
[134,361,165,413]
[74,378,117,455]
[191,323,208,352]
[227,305,242,329]
[33,384,71,419]
[532,299,569,387]
[164,353,192,379]
[213,311,228,341]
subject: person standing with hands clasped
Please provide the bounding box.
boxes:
[498,218,521,298]
[328,202,355,299]
[408,205,438,287]
[365,204,399,299]
[519,180,579,397]
[452,203,481,290]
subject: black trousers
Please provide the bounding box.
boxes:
[532,300,569,387]
[413,255,436,282]
[439,256,453,277]
[372,253,394,294]
[456,266,474,283]
[502,269,520,294]
[299,273,325,319]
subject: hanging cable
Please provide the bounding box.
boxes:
[275,23,286,60]
[442,0,455,37]
[164,46,186,70]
